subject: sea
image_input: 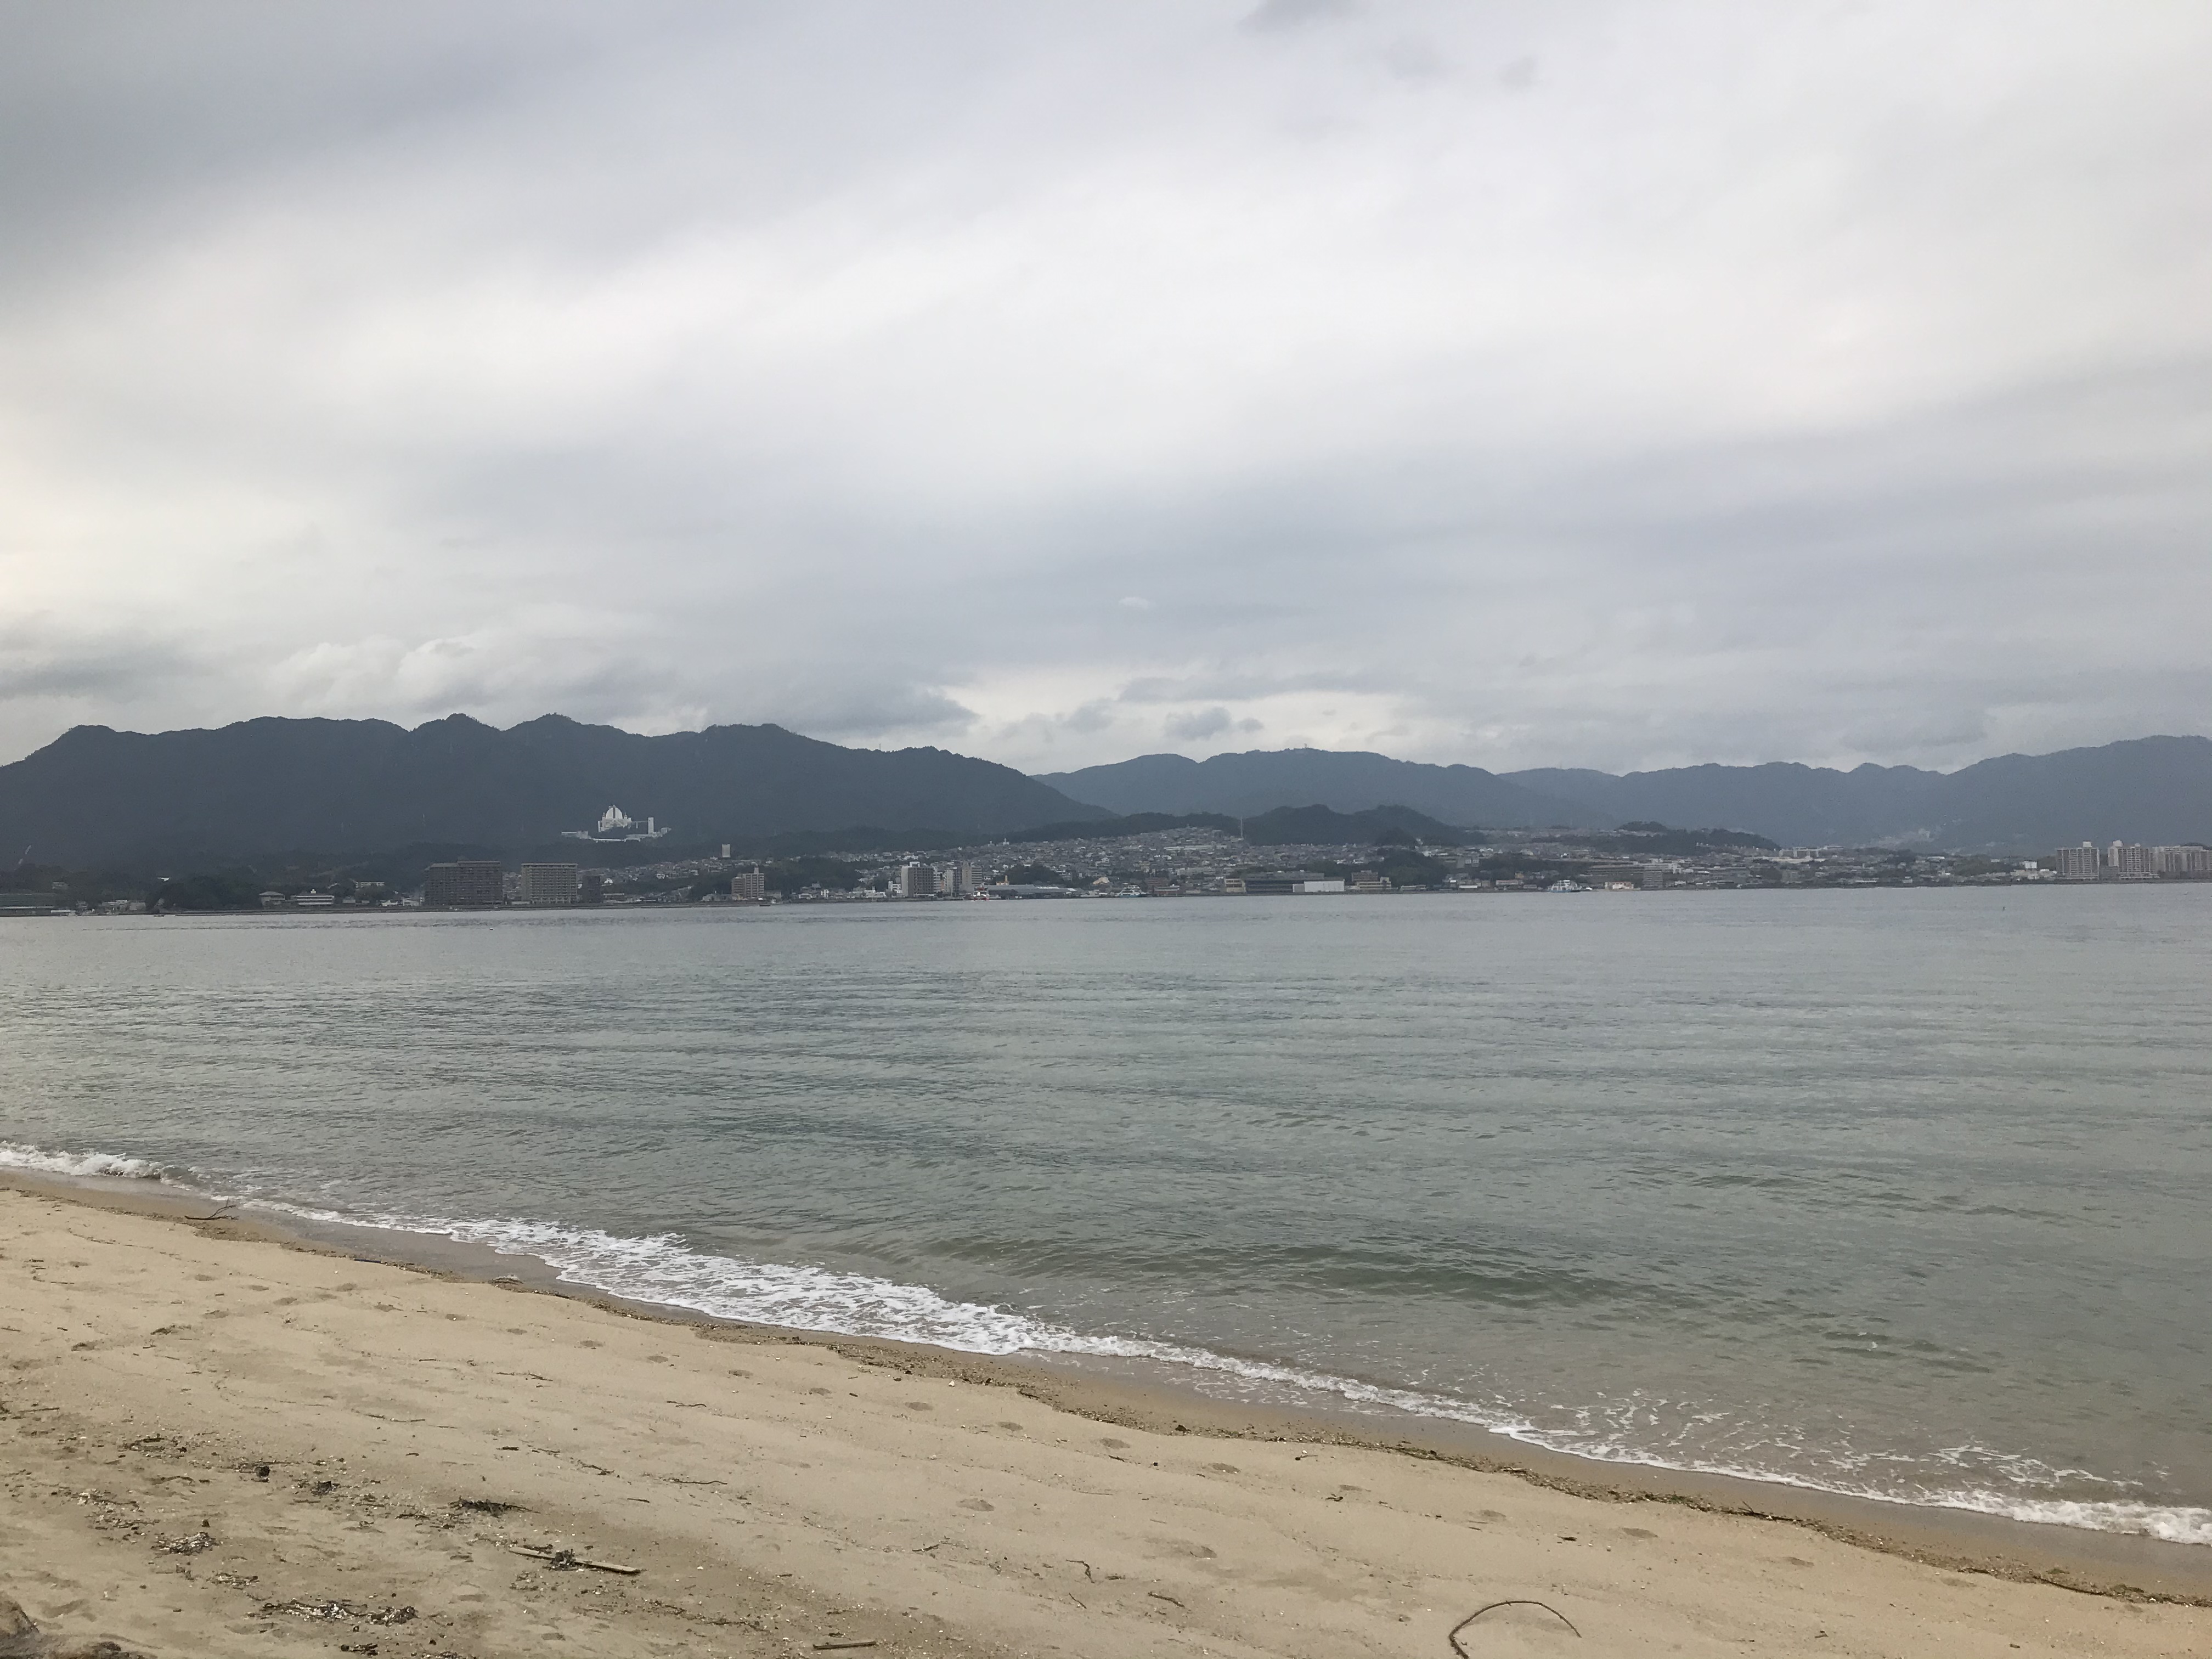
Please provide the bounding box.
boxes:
[3,888,2208,1547]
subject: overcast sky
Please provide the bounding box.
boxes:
[3,2,2208,776]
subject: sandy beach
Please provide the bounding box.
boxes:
[2,1177,2207,1659]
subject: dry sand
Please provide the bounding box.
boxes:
[2,1177,2207,1659]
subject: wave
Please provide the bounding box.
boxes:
[5,1135,2205,1549]
[0,1140,164,1180]
[255,1198,2212,1548]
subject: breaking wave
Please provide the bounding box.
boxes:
[259,1199,2212,1549]
[0,1140,164,1180]
[5,1133,2205,1549]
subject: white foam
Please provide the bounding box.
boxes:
[0,1141,163,1180]
[251,1199,2212,1548]
[7,1131,2200,1550]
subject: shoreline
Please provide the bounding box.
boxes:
[9,1162,2208,1606]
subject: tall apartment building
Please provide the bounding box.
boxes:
[2107,841,2154,878]
[896,864,938,898]
[2056,842,2209,879]
[731,867,766,901]
[423,860,505,907]
[2055,844,2101,879]
[517,863,579,906]
[942,862,978,897]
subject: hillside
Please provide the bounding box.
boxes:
[1035,749,1590,828]
[1043,737,2212,850]
[0,714,1107,866]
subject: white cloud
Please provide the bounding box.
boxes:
[1,2,2207,772]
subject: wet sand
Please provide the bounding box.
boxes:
[3,1171,2207,1659]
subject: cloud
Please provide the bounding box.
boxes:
[0,624,195,704]
[1241,0,1359,35]
[1163,706,1235,742]
[0,3,2207,774]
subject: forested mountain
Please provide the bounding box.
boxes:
[1043,736,2212,850]
[1036,749,1588,828]
[0,714,1105,865]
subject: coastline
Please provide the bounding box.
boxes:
[7,1163,2208,1611]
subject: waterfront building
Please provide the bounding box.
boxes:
[424,860,505,908]
[2055,843,2101,879]
[2152,845,2212,875]
[292,890,336,908]
[943,862,978,897]
[896,864,938,898]
[517,863,579,906]
[2108,841,2154,878]
[1232,871,1346,895]
[731,868,766,902]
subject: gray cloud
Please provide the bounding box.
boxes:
[1,2,2207,774]
[0,625,193,703]
[1242,0,1358,34]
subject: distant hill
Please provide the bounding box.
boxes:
[0,714,1107,866]
[1042,736,2212,850]
[1508,736,2212,849]
[1239,804,1466,847]
[1036,749,1589,828]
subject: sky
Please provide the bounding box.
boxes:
[2,1,2209,777]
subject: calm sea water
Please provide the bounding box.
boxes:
[3,890,2208,1543]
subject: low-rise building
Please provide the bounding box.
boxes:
[1231,871,1345,895]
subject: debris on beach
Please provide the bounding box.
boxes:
[257,1599,416,1626]
[507,1543,641,1576]
[1448,1598,1581,1652]
[0,1592,153,1659]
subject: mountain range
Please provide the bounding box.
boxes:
[3,715,2207,868]
[1039,736,2212,851]
[0,714,1102,867]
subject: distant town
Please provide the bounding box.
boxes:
[14,816,2200,918]
[5,788,2207,918]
